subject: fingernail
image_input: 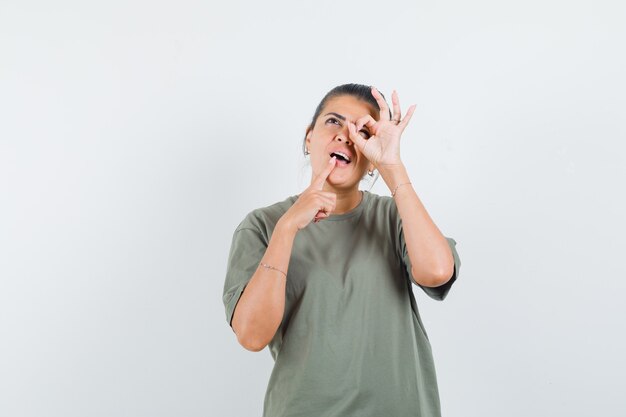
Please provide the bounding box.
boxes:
[330,156,336,162]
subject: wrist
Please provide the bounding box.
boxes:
[276,217,299,238]
[378,163,411,192]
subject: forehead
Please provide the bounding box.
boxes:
[320,95,379,123]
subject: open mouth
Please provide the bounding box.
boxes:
[330,151,351,166]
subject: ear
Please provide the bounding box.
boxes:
[368,163,375,172]
[305,127,312,147]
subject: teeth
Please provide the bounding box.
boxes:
[332,151,351,162]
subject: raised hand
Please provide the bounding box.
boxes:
[347,87,416,170]
[281,156,338,232]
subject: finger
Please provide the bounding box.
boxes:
[313,212,329,223]
[315,195,336,212]
[355,114,377,133]
[314,211,329,220]
[319,191,338,202]
[398,104,417,131]
[347,122,369,152]
[311,156,337,190]
[370,86,391,121]
[391,90,402,123]
[313,210,330,223]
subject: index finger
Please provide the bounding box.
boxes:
[311,156,337,190]
[355,114,377,133]
[371,86,391,121]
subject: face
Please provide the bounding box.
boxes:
[305,95,378,190]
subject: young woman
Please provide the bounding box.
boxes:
[223,83,461,416]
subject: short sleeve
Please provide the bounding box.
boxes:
[397,219,461,301]
[222,227,268,329]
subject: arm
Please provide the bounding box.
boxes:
[230,157,338,351]
[346,86,454,288]
[378,163,455,287]
[231,219,297,352]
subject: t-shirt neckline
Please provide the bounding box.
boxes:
[290,190,370,222]
[325,190,370,221]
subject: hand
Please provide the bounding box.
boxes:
[347,87,416,170]
[280,156,338,232]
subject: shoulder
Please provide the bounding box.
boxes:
[363,190,399,221]
[364,190,394,211]
[234,194,299,236]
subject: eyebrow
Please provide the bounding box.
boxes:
[323,112,346,121]
[323,112,370,133]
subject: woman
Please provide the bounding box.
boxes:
[223,83,461,416]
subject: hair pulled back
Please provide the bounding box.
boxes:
[302,83,391,156]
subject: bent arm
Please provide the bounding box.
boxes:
[231,219,297,352]
[379,163,454,287]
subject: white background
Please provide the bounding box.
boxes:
[1,1,625,416]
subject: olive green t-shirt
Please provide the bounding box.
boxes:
[223,190,461,417]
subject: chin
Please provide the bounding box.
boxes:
[328,175,359,188]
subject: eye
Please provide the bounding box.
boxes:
[326,117,340,125]
[359,129,371,139]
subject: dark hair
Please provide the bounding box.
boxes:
[302,83,391,156]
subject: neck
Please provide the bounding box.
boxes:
[323,187,363,214]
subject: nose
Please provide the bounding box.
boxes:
[335,133,352,146]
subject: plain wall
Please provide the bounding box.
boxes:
[1,0,625,416]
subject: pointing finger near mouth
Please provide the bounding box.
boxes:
[312,155,337,190]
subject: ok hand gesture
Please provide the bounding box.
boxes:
[347,87,416,170]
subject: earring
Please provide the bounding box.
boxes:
[368,169,375,177]
[305,149,310,155]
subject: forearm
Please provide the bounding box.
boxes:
[378,163,454,287]
[231,219,297,351]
